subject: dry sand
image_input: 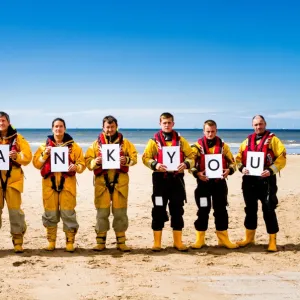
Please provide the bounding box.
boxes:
[1,155,300,300]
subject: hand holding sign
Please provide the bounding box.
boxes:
[120,156,126,165]
[197,170,209,182]
[177,162,187,172]
[95,156,102,165]
[261,169,271,177]
[222,168,230,179]
[9,150,18,160]
[155,163,167,172]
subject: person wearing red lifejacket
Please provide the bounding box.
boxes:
[33,118,86,252]
[0,111,32,253]
[85,115,137,252]
[236,115,286,252]
[142,112,194,252]
[190,120,238,249]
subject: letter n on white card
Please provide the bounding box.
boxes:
[102,144,120,169]
[51,147,69,172]
[163,146,180,171]
[246,151,264,176]
[0,145,9,170]
[205,154,223,179]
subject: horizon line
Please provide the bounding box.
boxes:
[16,127,300,130]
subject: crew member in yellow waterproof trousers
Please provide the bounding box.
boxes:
[85,115,137,252]
[33,118,86,252]
[0,111,32,253]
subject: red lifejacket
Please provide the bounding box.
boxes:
[153,130,184,163]
[241,131,275,167]
[40,135,76,179]
[94,132,129,177]
[196,136,228,172]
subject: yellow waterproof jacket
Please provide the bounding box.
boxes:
[32,139,86,198]
[190,140,236,176]
[0,130,32,193]
[236,135,286,174]
[85,136,137,199]
[142,135,195,171]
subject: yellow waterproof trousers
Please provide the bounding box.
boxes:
[0,187,26,235]
[43,189,79,232]
[95,189,128,233]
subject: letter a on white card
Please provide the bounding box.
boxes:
[246,151,264,176]
[51,147,69,172]
[102,144,120,169]
[163,146,180,171]
[205,154,222,178]
[0,145,9,170]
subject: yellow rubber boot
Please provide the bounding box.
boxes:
[173,230,188,251]
[152,231,162,252]
[65,231,76,252]
[44,227,57,251]
[12,234,24,253]
[216,230,239,249]
[93,232,107,251]
[116,232,131,252]
[191,231,206,249]
[267,234,277,252]
[236,229,256,247]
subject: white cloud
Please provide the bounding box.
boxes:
[267,111,300,119]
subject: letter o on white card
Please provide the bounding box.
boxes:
[205,154,223,179]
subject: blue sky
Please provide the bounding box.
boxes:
[1,1,299,128]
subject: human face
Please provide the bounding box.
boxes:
[52,120,66,138]
[160,117,174,133]
[203,124,217,140]
[0,116,10,135]
[103,121,117,136]
[252,117,266,135]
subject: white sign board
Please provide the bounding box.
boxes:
[0,145,9,170]
[51,147,69,172]
[246,151,264,176]
[102,144,120,169]
[205,154,223,179]
[162,146,180,171]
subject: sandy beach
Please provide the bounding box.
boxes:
[1,154,300,300]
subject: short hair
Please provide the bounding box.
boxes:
[0,111,10,122]
[203,119,217,130]
[52,118,66,128]
[160,112,174,122]
[103,115,118,127]
[252,115,266,123]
